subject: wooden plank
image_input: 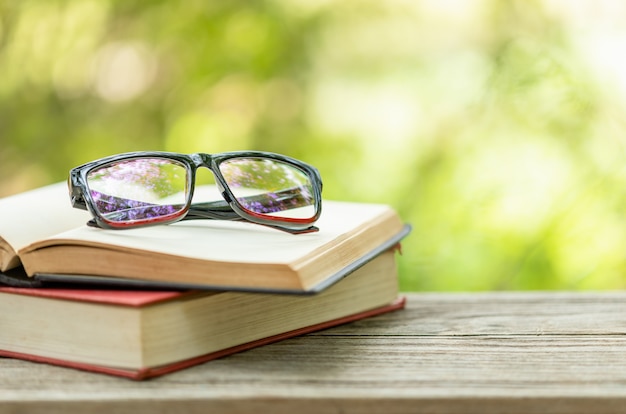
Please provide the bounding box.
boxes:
[2,292,626,414]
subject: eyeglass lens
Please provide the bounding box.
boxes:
[86,158,189,223]
[218,158,317,220]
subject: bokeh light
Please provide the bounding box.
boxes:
[3,0,626,291]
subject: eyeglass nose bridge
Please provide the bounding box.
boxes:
[189,153,214,169]
[189,152,221,186]
[188,153,234,203]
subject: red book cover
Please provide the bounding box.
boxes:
[0,286,188,306]
[0,286,405,380]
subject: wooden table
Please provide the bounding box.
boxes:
[2,291,626,414]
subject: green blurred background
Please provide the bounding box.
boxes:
[2,0,626,291]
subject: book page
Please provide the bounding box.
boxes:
[21,200,400,265]
[0,182,90,271]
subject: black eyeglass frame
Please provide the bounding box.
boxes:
[68,151,323,234]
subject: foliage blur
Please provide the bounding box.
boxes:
[2,0,626,291]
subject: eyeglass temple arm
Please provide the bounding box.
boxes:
[183,200,319,235]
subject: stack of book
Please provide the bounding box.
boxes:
[0,183,410,380]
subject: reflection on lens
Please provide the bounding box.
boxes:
[218,157,317,220]
[86,158,188,223]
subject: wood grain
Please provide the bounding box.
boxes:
[2,292,626,414]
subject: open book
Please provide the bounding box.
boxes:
[0,250,404,379]
[0,183,410,293]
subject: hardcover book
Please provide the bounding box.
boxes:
[0,250,404,380]
[0,183,410,293]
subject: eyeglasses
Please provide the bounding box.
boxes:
[68,151,323,234]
